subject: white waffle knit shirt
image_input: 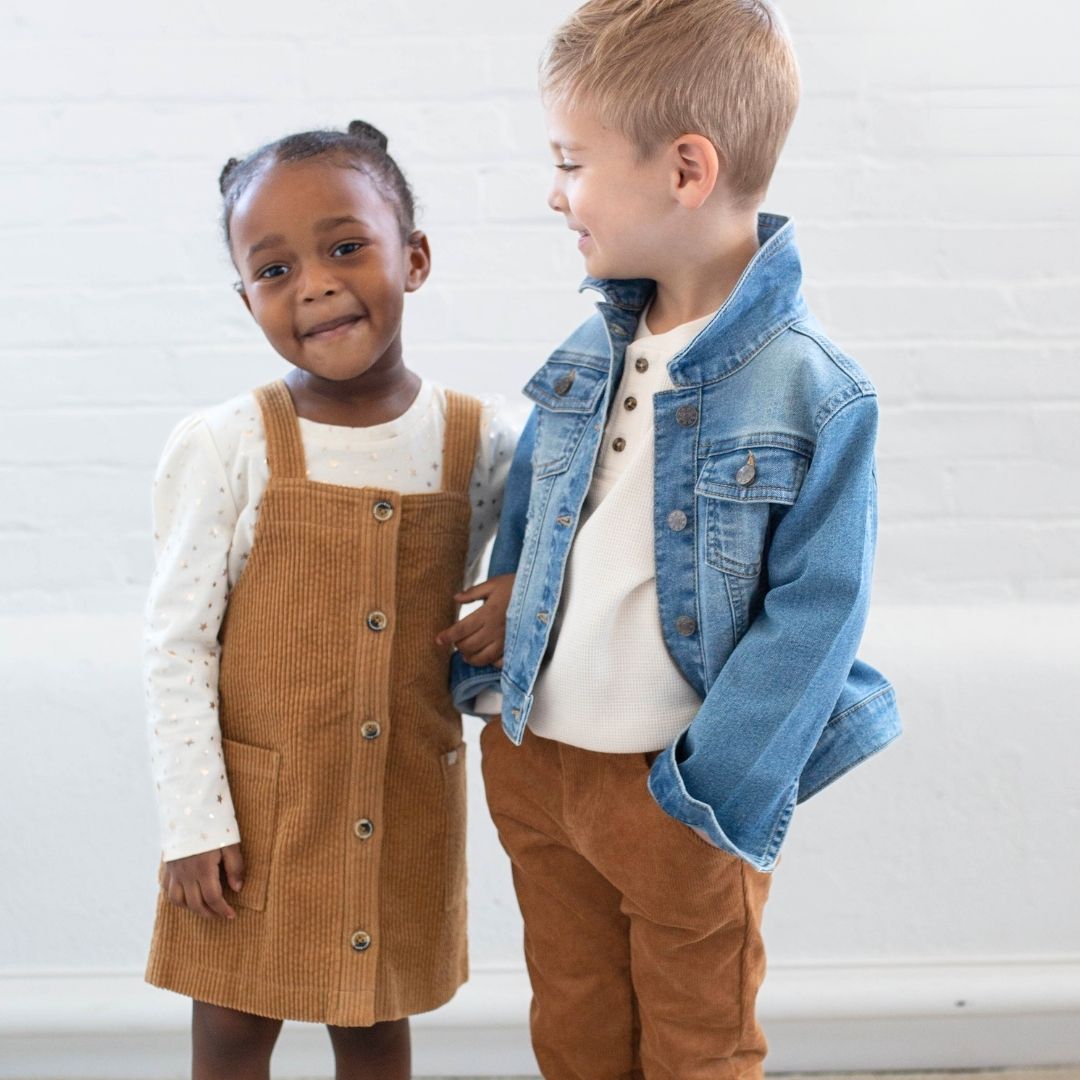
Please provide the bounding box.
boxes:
[525,307,715,752]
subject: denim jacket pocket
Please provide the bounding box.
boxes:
[524,357,606,479]
[696,444,809,577]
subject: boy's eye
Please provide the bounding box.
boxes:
[555,163,580,172]
[257,263,288,280]
[332,241,364,257]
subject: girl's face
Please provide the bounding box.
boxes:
[229,159,429,383]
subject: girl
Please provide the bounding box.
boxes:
[144,121,515,1079]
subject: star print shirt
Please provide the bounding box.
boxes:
[145,381,516,861]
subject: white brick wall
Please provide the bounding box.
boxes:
[2,1,1078,1074]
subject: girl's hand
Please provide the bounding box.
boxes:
[162,844,244,920]
[435,573,515,668]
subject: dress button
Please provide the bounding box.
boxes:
[676,405,699,427]
[554,372,576,396]
[624,396,637,411]
[367,610,388,631]
[350,930,372,952]
[612,437,627,452]
[372,500,394,522]
[675,615,697,636]
[735,451,757,486]
[635,357,649,373]
[361,720,382,740]
[667,509,688,532]
[354,818,374,840]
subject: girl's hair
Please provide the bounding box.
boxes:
[218,120,417,244]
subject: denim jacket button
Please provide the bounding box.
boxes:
[554,372,576,396]
[667,509,688,532]
[676,405,699,427]
[735,451,757,486]
[675,615,697,636]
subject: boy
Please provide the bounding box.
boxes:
[443,1,901,1075]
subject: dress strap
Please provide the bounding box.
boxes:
[253,381,307,480]
[441,390,483,495]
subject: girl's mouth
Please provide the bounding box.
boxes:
[302,314,365,340]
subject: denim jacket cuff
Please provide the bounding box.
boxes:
[450,652,502,716]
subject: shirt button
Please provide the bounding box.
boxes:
[635,357,649,373]
[612,437,627,452]
[735,451,757,486]
[676,405,699,427]
[367,610,388,631]
[350,930,372,952]
[554,372,576,396]
[667,509,688,532]
[675,615,697,636]
[624,396,638,411]
[372,500,394,522]
[354,818,374,840]
[361,720,382,740]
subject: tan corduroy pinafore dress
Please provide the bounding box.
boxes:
[147,380,480,1026]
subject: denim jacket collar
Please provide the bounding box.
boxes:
[580,213,807,387]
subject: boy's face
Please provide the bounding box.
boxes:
[545,102,676,281]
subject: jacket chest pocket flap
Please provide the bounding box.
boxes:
[695,443,809,578]
[524,359,606,479]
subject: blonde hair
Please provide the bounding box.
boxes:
[540,0,800,203]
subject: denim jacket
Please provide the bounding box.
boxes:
[453,214,901,871]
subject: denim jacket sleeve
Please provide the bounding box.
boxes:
[648,391,882,871]
[450,409,537,715]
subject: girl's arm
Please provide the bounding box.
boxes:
[144,414,240,863]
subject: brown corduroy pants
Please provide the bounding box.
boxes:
[481,722,772,1080]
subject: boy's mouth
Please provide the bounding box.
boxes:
[301,313,365,339]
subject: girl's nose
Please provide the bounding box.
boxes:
[547,184,567,214]
[299,265,338,301]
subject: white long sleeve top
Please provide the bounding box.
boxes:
[526,309,716,752]
[145,381,516,861]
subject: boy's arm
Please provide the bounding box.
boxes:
[648,393,889,871]
[450,408,537,715]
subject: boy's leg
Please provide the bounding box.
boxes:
[481,722,643,1080]
[588,753,772,1080]
[191,1000,283,1080]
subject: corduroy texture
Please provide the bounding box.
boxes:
[146,380,480,1026]
[481,722,772,1080]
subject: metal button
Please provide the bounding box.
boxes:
[537,611,549,624]
[350,930,372,952]
[676,405,699,427]
[612,437,626,452]
[554,372,576,396]
[354,818,374,840]
[361,720,382,740]
[735,451,757,486]
[556,514,572,526]
[367,610,388,631]
[635,357,649,373]
[667,509,688,532]
[624,396,637,411]
[675,615,697,637]
[372,500,394,522]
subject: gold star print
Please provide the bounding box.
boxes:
[217,794,223,803]
[200,623,208,632]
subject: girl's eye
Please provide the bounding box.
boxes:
[555,163,580,172]
[257,264,289,280]
[332,241,364,257]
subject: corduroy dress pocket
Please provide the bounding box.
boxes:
[221,737,281,912]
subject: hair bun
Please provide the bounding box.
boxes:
[218,157,241,194]
[347,120,389,151]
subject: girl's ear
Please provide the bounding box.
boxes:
[670,134,721,210]
[404,230,432,292]
[234,280,254,316]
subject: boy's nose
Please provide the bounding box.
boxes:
[547,185,567,214]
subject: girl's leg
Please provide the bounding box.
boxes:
[327,1018,411,1080]
[192,1000,284,1080]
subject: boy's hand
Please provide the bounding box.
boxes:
[162,844,244,920]
[436,573,515,668]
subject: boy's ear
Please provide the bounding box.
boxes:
[671,134,721,210]
[405,230,432,292]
